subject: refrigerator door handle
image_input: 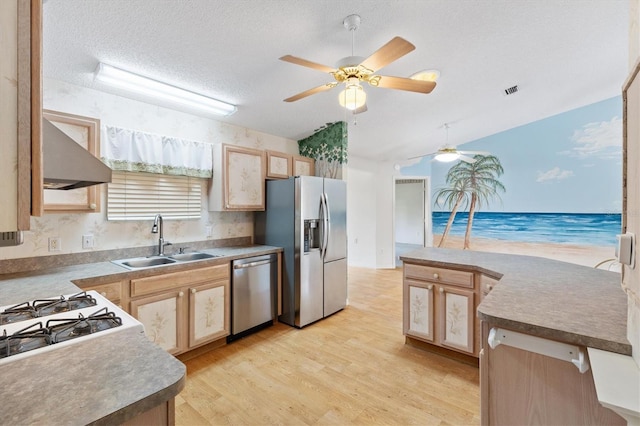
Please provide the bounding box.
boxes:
[323,192,330,258]
[320,192,329,259]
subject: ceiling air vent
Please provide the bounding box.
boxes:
[504,85,519,96]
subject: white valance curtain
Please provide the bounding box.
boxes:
[101,126,213,178]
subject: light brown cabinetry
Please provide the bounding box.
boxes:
[403,263,476,356]
[292,155,315,176]
[209,143,266,211]
[130,264,230,355]
[75,279,125,308]
[480,322,625,425]
[42,110,101,213]
[0,0,42,231]
[266,150,292,179]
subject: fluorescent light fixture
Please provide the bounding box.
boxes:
[434,152,459,162]
[94,63,237,117]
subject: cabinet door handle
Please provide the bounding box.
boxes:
[439,287,444,294]
[433,273,439,279]
[487,285,493,291]
[191,288,196,294]
[178,291,184,297]
[427,284,433,290]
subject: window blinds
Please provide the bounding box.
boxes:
[107,171,202,220]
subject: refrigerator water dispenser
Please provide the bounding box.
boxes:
[304,219,320,252]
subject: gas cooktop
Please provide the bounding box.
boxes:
[0,291,144,365]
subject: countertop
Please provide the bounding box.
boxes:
[400,247,631,355]
[0,244,281,425]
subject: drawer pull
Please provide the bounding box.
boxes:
[433,273,439,279]
[191,288,196,294]
[178,291,184,297]
[439,287,444,293]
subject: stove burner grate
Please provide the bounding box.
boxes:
[0,322,51,359]
[47,307,122,343]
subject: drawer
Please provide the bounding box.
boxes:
[131,264,229,297]
[83,281,122,301]
[404,264,474,288]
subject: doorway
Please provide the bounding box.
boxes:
[393,177,431,267]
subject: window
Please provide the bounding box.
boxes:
[107,171,202,220]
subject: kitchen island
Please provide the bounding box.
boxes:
[400,247,629,425]
[0,244,281,425]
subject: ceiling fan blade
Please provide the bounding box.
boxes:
[353,104,368,114]
[283,83,334,102]
[279,55,336,73]
[376,75,436,93]
[458,150,490,155]
[359,37,415,72]
[459,155,477,164]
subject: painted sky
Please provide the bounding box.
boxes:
[402,96,622,213]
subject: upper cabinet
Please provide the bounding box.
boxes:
[292,155,315,177]
[42,110,101,213]
[266,150,292,179]
[0,0,42,232]
[209,143,266,211]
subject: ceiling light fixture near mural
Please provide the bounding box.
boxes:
[94,63,237,117]
[411,123,489,164]
[280,14,436,113]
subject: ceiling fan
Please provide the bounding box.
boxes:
[409,124,490,163]
[280,14,436,113]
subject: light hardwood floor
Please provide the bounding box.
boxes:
[175,267,480,425]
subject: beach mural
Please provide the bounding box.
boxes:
[401,96,622,267]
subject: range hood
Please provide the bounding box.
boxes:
[43,118,112,190]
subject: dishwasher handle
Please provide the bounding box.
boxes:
[233,259,274,269]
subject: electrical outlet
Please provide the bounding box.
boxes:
[205,225,213,238]
[82,234,94,249]
[48,237,61,252]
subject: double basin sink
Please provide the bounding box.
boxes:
[112,252,222,270]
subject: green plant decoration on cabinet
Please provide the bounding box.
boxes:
[298,121,348,179]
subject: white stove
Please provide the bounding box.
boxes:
[0,290,144,365]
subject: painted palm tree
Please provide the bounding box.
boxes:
[436,155,505,249]
[434,179,471,247]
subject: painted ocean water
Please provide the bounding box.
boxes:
[432,212,622,246]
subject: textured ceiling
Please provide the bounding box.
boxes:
[42,0,629,162]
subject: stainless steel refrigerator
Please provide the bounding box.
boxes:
[255,176,347,328]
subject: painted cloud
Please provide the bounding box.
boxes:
[537,167,574,183]
[563,116,622,159]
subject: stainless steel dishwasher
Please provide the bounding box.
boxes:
[228,253,277,342]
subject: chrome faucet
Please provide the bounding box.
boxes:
[151,214,171,256]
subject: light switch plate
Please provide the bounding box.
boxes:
[82,234,94,249]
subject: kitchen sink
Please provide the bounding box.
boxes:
[169,252,219,262]
[112,252,222,270]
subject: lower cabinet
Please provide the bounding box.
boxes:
[130,264,230,355]
[404,277,475,355]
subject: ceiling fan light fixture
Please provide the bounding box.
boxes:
[434,152,460,162]
[94,63,237,116]
[410,69,440,82]
[338,84,367,111]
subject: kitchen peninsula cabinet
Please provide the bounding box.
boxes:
[209,143,266,211]
[130,264,230,355]
[480,322,625,425]
[403,263,477,356]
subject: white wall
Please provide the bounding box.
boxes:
[394,182,424,245]
[0,78,298,260]
[346,156,377,268]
